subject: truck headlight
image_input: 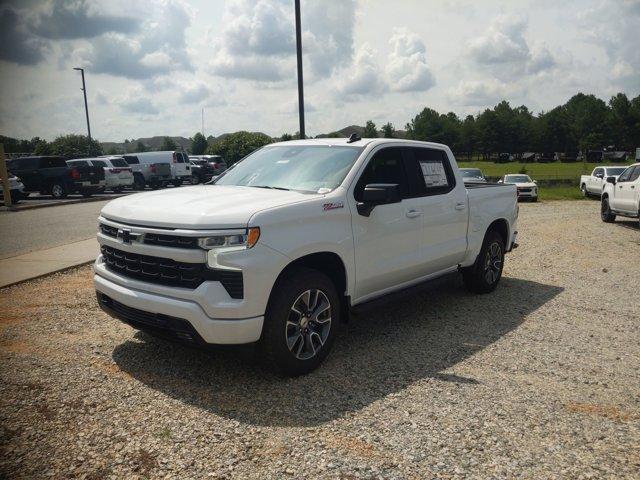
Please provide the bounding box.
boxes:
[198,227,260,250]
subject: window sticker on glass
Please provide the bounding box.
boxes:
[419,160,449,187]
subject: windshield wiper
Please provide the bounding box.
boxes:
[250,185,291,191]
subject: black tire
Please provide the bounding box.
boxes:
[133,174,145,191]
[462,230,505,294]
[10,190,22,204]
[581,184,588,197]
[50,182,67,199]
[113,186,124,193]
[601,197,616,223]
[532,196,538,202]
[81,190,92,198]
[172,179,183,187]
[150,182,161,190]
[191,174,201,185]
[260,268,339,376]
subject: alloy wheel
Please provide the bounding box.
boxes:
[286,289,332,360]
[51,184,63,198]
[484,242,502,285]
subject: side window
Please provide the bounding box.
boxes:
[123,155,139,164]
[175,152,185,163]
[354,147,408,202]
[69,160,89,167]
[629,166,640,182]
[593,168,603,177]
[617,167,633,182]
[411,147,456,195]
[92,160,107,168]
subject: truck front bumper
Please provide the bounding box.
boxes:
[94,272,263,345]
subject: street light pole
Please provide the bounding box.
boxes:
[294,0,305,139]
[73,67,92,146]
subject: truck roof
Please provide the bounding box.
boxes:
[267,138,450,149]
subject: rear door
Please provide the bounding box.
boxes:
[349,146,424,301]
[408,147,468,273]
[617,166,640,212]
[9,158,40,191]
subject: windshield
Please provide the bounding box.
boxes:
[504,175,532,183]
[461,169,483,178]
[605,167,626,176]
[215,145,363,193]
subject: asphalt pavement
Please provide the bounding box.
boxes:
[0,199,110,259]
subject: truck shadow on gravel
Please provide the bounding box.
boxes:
[112,276,563,427]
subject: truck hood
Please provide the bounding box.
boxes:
[100,185,319,229]
[512,182,537,188]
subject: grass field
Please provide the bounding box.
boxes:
[456,160,632,181]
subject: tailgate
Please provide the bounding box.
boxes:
[74,166,105,182]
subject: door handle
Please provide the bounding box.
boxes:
[631,185,636,189]
[455,202,466,210]
[405,209,422,218]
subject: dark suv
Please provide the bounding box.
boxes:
[7,156,105,198]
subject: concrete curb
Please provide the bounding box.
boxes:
[0,193,129,212]
[0,259,95,290]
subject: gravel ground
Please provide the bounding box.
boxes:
[1,200,639,479]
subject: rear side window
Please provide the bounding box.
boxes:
[9,158,39,170]
[409,148,456,195]
[40,157,67,168]
[69,160,89,166]
[92,160,107,168]
[123,156,139,164]
[354,147,409,201]
[110,158,128,167]
[593,168,603,176]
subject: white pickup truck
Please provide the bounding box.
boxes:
[94,138,519,375]
[601,162,640,226]
[580,166,628,197]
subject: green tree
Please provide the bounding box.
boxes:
[363,120,378,138]
[608,93,633,150]
[135,141,148,153]
[206,131,273,165]
[160,137,178,151]
[49,134,102,158]
[381,122,395,138]
[33,139,51,155]
[280,133,293,141]
[459,115,477,159]
[191,132,208,154]
[106,147,118,155]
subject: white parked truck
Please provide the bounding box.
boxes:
[94,138,519,375]
[580,166,628,197]
[601,162,640,226]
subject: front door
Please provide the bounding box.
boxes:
[349,146,424,301]
[611,166,635,212]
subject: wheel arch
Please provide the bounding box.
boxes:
[486,218,509,248]
[269,251,350,322]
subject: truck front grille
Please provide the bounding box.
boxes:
[99,224,199,249]
[100,245,243,298]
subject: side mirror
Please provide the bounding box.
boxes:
[357,183,401,216]
[497,179,503,183]
[533,180,537,184]
[606,176,616,185]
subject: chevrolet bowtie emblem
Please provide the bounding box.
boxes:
[117,228,140,244]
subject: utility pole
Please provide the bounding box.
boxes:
[73,67,92,153]
[294,0,305,139]
[0,144,13,209]
[202,108,204,135]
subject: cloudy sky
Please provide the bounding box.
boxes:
[0,0,639,142]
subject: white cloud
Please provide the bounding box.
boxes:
[468,13,557,78]
[385,28,435,92]
[178,82,210,104]
[335,44,386,98]
[447,79,522,107]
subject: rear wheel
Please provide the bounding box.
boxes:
[50,182,67,199]
[133,174,145,191]
[171,179,183,187]
[10,190,22,204]
[601,197,616,223]
[191,174,200,185]
[113,186,124,193]
[81,190,92,198]
[581,184,588,197]
[462,230,505,294]
[260,268,339,376]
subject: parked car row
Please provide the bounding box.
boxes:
[3,151,228,201]
[460,168,538,201]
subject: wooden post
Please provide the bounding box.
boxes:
[0,144,13,208]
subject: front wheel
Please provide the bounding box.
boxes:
[462,230,505,294]
[190,174,200,185]
[132,174,145,191]
[601,197,616,223]
[260,268,339,376]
